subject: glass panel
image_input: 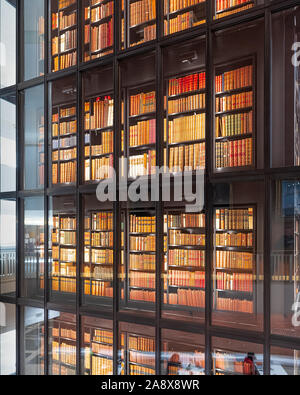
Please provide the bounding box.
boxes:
[0,0,16,88]
[22,196,44,299]
[163,0,206,36]
[272,7,300,168]
[23,84,45,190]
[271,346,300,375]
[0,303,16,375]
[48,195,77,304]
[81,316,113,375]
[213,20,264,172]
[82,195,113,308]
[49,75,77,186]
[82,0,114,62]
[212,181,264,332]
[50,0,77,72]
[48,311,76,375]
[271,180,300,338]
[22,306,44,375]
[161,329,205,375]
[0,93,16,192]
[121,0,156,49]
[0,199,16,297]
[23,0,45,80]
[213,0,264,20]
[83,67,114,184]
[212,337,263,375]
[119,322,155,375]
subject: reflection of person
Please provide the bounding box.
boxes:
[243,352,259,375]
[167,353,182,375]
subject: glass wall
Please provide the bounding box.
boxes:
[271,346,300,375]
[0,302,16,375]
[0,0,16,88]
[0,93,16,192]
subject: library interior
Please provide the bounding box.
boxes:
[0,0,300,376]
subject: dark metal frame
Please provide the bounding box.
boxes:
[1,0,300,376]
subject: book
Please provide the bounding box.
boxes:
[215,0,254,19]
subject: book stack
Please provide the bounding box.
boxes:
[215,0,254,19]
[130,91,156,116]
[128,335,155,375]
[215,63,254,170]
[169,143,205,172]
[129,119,156,147]
[214,207,255,315]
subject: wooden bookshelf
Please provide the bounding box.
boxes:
[166,70,206,174]
[164,0,206,36]
[214,0,255,20]
[213,206,256,316]
[51,0,77,72]
[214,58,256,172]
[83,211,114,300]
[51,103,77,185]
[84,94,114,183]
[83,0,114,62]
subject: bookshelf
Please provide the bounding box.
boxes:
[83,211,114,301]
[213,206,256,316]
[51,0,77,72]
[84,94,114,183]
[214,58,255,172]
[166,70,206,174]
[83,324,113,375]
[164,0,206,36]
[164,211,206,311]
[83,0,114,63]
[214,0,255,20]
[50,214,77,295]
[50,317,76,375]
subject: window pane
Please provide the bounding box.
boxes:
[119,322,155,375]
[271,346,300,375]
[212,337,263,375]
[23,0,45,80]
[0,303,16,375]
[161,329,205,375]
[23,85,45,190]
[48,195,76,304]
[0,0,16,88]
[22,306,44,375]
[0,199,16,297]
[212,181,264,332]
[0,93,16,192]
[81,316,113,375]
[22,196,44,299]
[48,311,76,375]
[271,180,300,337]
[50,0,77,72]
[271,7,300,168]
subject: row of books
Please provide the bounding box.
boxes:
[52,229,76,244]
[53,216,76,230]
[58,0,76,10]
[128,151,156,178]
[164,11,205,35]
[215,296,253,313]
[169,230,205,246]
[130,272,155,288]
[215,3,253,19]
[52,11,76,30]
[164,0,205,14]
[93,329,113,345]
[85,98,114,130]
[84,279,113,297]
[130,351,155,367]
[89,22,113,54]
[215,65,253,93]
[53,52,76,72]
[168,113,205,143]
[215,208,253,230]
[89,267,113,282]
[53,135,76,150]
[168,93,205,114]
[52,342,76,366]
[51,277,76,292]
[90,1,113,22]
[89,232,113,247]
[53,161,76,184]
[215,91,253,113]
[169,270,205,288]
[90,248,113,265]
[52,120,77,137]
[130,0,156,26]
[169,249,205,267]
[169,72,206,96]
[130,289,155,302]
[216,232,253,248]
[53,148,76,162]
[215,0,253,13]
[91,356,113,375]
[168,288,205,307]
[129,364,155,375]
[129,336,155,352]
[86,131,114,156]
[130,215,156,233]
[89,212,113,231]
[215,138,253,168]
[52,326,76,340]
[59,245,76,259]
[130,235,155,251]
[129,119,156,147]
[130,254,155,271]
[215,250,253,270]
[130,92,156,116]
[168,213,205,228]
[169,142,205,172]
[215,111,253,137]
[52,262,76,277]
[85,155,114,181]
[215,272,253,292]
